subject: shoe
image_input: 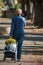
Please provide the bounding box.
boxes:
[17,59,20,62]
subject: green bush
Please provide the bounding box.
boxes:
[14,3,21,9]
[9,3,21,10]
[0,10,3,17]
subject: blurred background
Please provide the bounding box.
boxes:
[0,0,43,27]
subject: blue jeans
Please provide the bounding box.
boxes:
[12,33,24,60]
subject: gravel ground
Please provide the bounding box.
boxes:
[0,53,43,65]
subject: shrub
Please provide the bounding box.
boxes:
[0,10,3,17]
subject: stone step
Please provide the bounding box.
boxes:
[0,45,43,54]
[0,41,43,54]
[0,26,43,35]
[0,21,43,34]
[0,39,43,51]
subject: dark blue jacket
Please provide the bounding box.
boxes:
[10,15,26,37]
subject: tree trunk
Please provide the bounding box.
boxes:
[21,0,27,18]
[21,0,30,19]
[26,0,30,19]
[32,0,43,26]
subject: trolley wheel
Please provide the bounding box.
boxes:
[3,56,6,62]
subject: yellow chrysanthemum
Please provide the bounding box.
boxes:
[5,38,16,45]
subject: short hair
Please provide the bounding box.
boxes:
[15,8,22,15]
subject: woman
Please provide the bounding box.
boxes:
[10,8,26,62]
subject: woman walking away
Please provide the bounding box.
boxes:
[10,8,26,62]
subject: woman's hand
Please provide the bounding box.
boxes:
[10,36,12,39]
